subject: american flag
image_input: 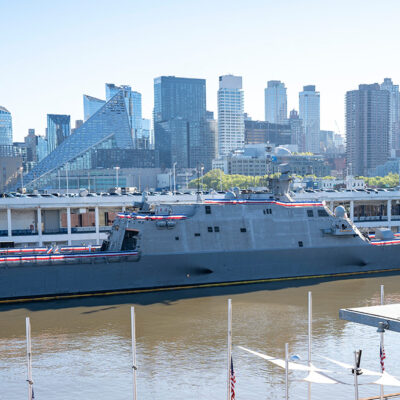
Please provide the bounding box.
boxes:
[380,344,386,372]
[230,357,236,400]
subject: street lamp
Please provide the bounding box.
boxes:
[200,164,204,192]
[173,162,177,195]
[66,163,69,195]
[114,166,120,188]
[19,167,24,191]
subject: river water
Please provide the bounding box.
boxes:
[1,274,400,400]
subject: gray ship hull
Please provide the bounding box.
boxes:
[1,244,400,302]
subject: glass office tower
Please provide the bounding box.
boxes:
[0,106,13,146]
[83,95,106,121]
[46,114,71,154]
[154,76,209,169]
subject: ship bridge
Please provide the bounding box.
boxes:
[295,190,400,231]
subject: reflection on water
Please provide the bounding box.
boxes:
[1,274,400,399]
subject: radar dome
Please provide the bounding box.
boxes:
[334,206,346,218]
[275,146,292,156]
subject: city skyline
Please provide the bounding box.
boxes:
[2,1,400,141]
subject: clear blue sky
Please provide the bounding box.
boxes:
[1,0,399,141]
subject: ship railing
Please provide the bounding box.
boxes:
[0,250,140,266]
[117,212,187,221]
[0,245,102,256]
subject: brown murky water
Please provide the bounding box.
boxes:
[1,274,400,399]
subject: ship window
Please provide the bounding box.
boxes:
[208,227,213,232]
[307,210,314,217]
[195,233,201,237]
[240,228,246,233]
[175,236,179,240]
[298,241,303,247]
[214,226,220,232]
[205,205,211,214]
[318,209,329,217]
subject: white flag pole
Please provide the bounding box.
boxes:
[308,291,312,400]
[131,307,137,400]
[285,342,289,400]
[380,285,384,400]
[26,317,33,400]
[354,351,360,400]
[227,299,232,400]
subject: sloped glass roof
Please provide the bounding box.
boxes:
[23,91,133,187]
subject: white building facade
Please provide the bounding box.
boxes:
[217,75,245,156]
[299,85,320,154]
[264,80,287,124]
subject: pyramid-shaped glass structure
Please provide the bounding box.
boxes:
[23,91,133,188]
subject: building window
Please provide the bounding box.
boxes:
[214,226,220,232]
[205,205,211,214]
[175,236,179,240]
[240,228,246,233]
[298,241,303,247]
[195,233,201,237]
[307,210,314,217]
[208,227,213,232]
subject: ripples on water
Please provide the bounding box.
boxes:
[1,275,400,399]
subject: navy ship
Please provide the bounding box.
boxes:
[2,169,400,302]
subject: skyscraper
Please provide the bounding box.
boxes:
[140,118,153,149]
[105,84,143,148]
[288,110,304,151]
[46,114,71,154]
[264,80,287,124]
[105,83,121,101]
[154,76,208,169]
[131,90,143,148]
[218,75,244,155]
[205,111,218,166]
[380,78,400,150]
[299,85,320,153]
[346,83,390,176]
[0,106,13,146]
[83,95,106,121]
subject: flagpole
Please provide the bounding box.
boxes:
[308,291,312,400]
[26,317,33,400]
[380,285,384,400]
[285,342,289,400]
[354,351,360,400]
[131,307,137,400]
[227,299,232,400]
